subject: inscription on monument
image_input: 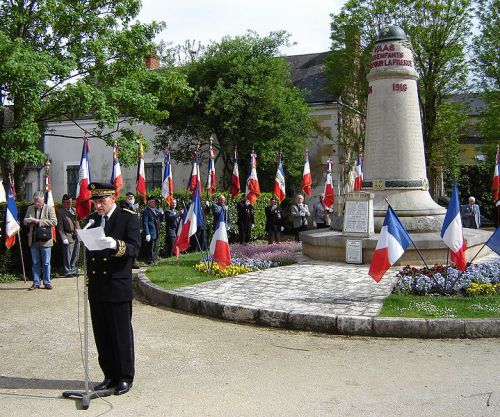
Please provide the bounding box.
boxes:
[346,239,363,264]
[342,192,375,238]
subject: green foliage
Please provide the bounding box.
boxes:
[0,0,190,194]
[155,31,314,191]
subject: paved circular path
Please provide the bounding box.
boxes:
[136,254,500,338]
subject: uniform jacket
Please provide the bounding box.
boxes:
[236,201,254,228]
[211,203,231,230]
[460,203,481,229]
[265,204,282,231]
[164,209,179,237]
[291,203,310,228]
[86,206,141,302]
[23,204,58,247]
[56,206,80,243]
[142,206,162,240]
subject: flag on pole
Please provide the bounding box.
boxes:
[485,227,500,256]
[0,180,6,203]
[136,140,147,203]
[110,142,124,195]
[187,152,202,196]
[5,179,20,249]
[174,183,205,256]
[301,150,312,197]
[492,147,500,203]
[353,153,363,191]
[206,142,216,197]
[44,173,57,241]
[162,148,174,205]
[75,138,92,219]
[230,147,240,197]
[245,151,260,205]
[323,159,335,209]
[369,206,412,282]
[441,182,467,271]
[210,209,231,269]
[173,207,188,258]
[273,152,286,202]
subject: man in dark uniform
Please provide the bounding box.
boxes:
[236,196,254,244]
[164,198,179,257]
[86,182,141,395]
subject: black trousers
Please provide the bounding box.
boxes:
[165,232,176,257]
[267,227,280,244]
[145,238,158,264]
[89,300,135,383]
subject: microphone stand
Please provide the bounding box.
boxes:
[63,236,114,409]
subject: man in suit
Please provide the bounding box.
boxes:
[461,196,481,229]
[236,196,254,244]
[86,182,141,395]
[23,191,58,290]
[142,196,163,265]
[164,199,179,257]
[56,194,80,277]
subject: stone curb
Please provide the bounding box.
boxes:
[134,271,500,339]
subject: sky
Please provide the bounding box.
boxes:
[137,0,346,56]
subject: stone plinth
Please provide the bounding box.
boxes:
[301,228,495,266]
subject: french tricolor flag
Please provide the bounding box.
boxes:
[5,181,20,249]
[369,206,411,282]
[110,142,124,195]
[245,151,260,205]
[230,148,240,197]
[75,138,92,219]
[441,182,467,271]
[301,150,312,197]
[162,148,174,205]
[323,159,335,209]
[492,147,499,203]
[136,140,147,203]
[188,153,202,196]
[353,153,363,191]
[207,144,216,197]
[44,174,56,241]
[273,153,286,203]
[210,209,231,269]
[174,183,205,255]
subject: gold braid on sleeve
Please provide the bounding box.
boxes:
[113,240,126,257]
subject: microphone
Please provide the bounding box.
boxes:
[82,219,95,230]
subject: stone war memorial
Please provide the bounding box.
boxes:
[302,26,494,265]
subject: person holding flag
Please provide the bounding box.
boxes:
[273,151,286,203]
[368,205,412,282]
[110,142,124,196]
[230,146,240,198]
[136,140,147,204]
[245,150,260,205]
[301,150,313,197]
[23,191,58,290]
[441,182,467,272]
[209,208,231,269]
[56,194,80,277]
[75,137,92,219]
[174,181,205,255]
[4,178,19,249]
[162,148,174,205]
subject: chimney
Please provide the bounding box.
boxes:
[145,48,160,70]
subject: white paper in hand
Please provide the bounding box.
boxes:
[76,226,108,251]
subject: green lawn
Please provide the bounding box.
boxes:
[145,252,220,290]
[380,294,500,318]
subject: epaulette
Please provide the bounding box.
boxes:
[122,208,138,215]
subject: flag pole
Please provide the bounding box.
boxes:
[16,230,27,283]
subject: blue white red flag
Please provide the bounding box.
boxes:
[273,153,286,202]
[230,148,240,197]
[44,174,56,241]
[188,153,202,196]
[75,138,92,219]
[110,142,124,195]
[486,227,500,256]
[136,140,147,203]
[162,148,174,205]
[210,209,231,269]
[492,147,499,203]
[441,182,467,271]
[5,180,19,249]
[354,153,363,191]
[245,151,260,205]
[323,159,335,209]
[301,150,312,196]
[174,183,205,255]
[369,206,412,282]
[206,144,216,197]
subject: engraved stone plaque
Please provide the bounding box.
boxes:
[342,192,375,237]
[346,239,363,264]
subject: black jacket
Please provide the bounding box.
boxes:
[86,206,141,302]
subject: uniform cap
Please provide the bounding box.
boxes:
[88,182,116,199]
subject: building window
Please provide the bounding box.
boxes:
[66,165,79,198]
[145,162,163,191]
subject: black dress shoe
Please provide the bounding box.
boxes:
[114,381,132,395]
[94,379,117,390]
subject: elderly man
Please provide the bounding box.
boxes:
[56,194,80,277]
[85,182,141,395]
[312,193,333,229]
[461,196,481,229]
[24,191,58,290]
[291,194,310,242]
[209,194,231,231]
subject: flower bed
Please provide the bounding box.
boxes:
[194,241,302,277]
[393,259,500,296]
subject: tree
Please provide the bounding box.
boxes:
[327,0,472,197]
[473,0,500,162]
[155,31,314,192]
[0,0,190,199]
